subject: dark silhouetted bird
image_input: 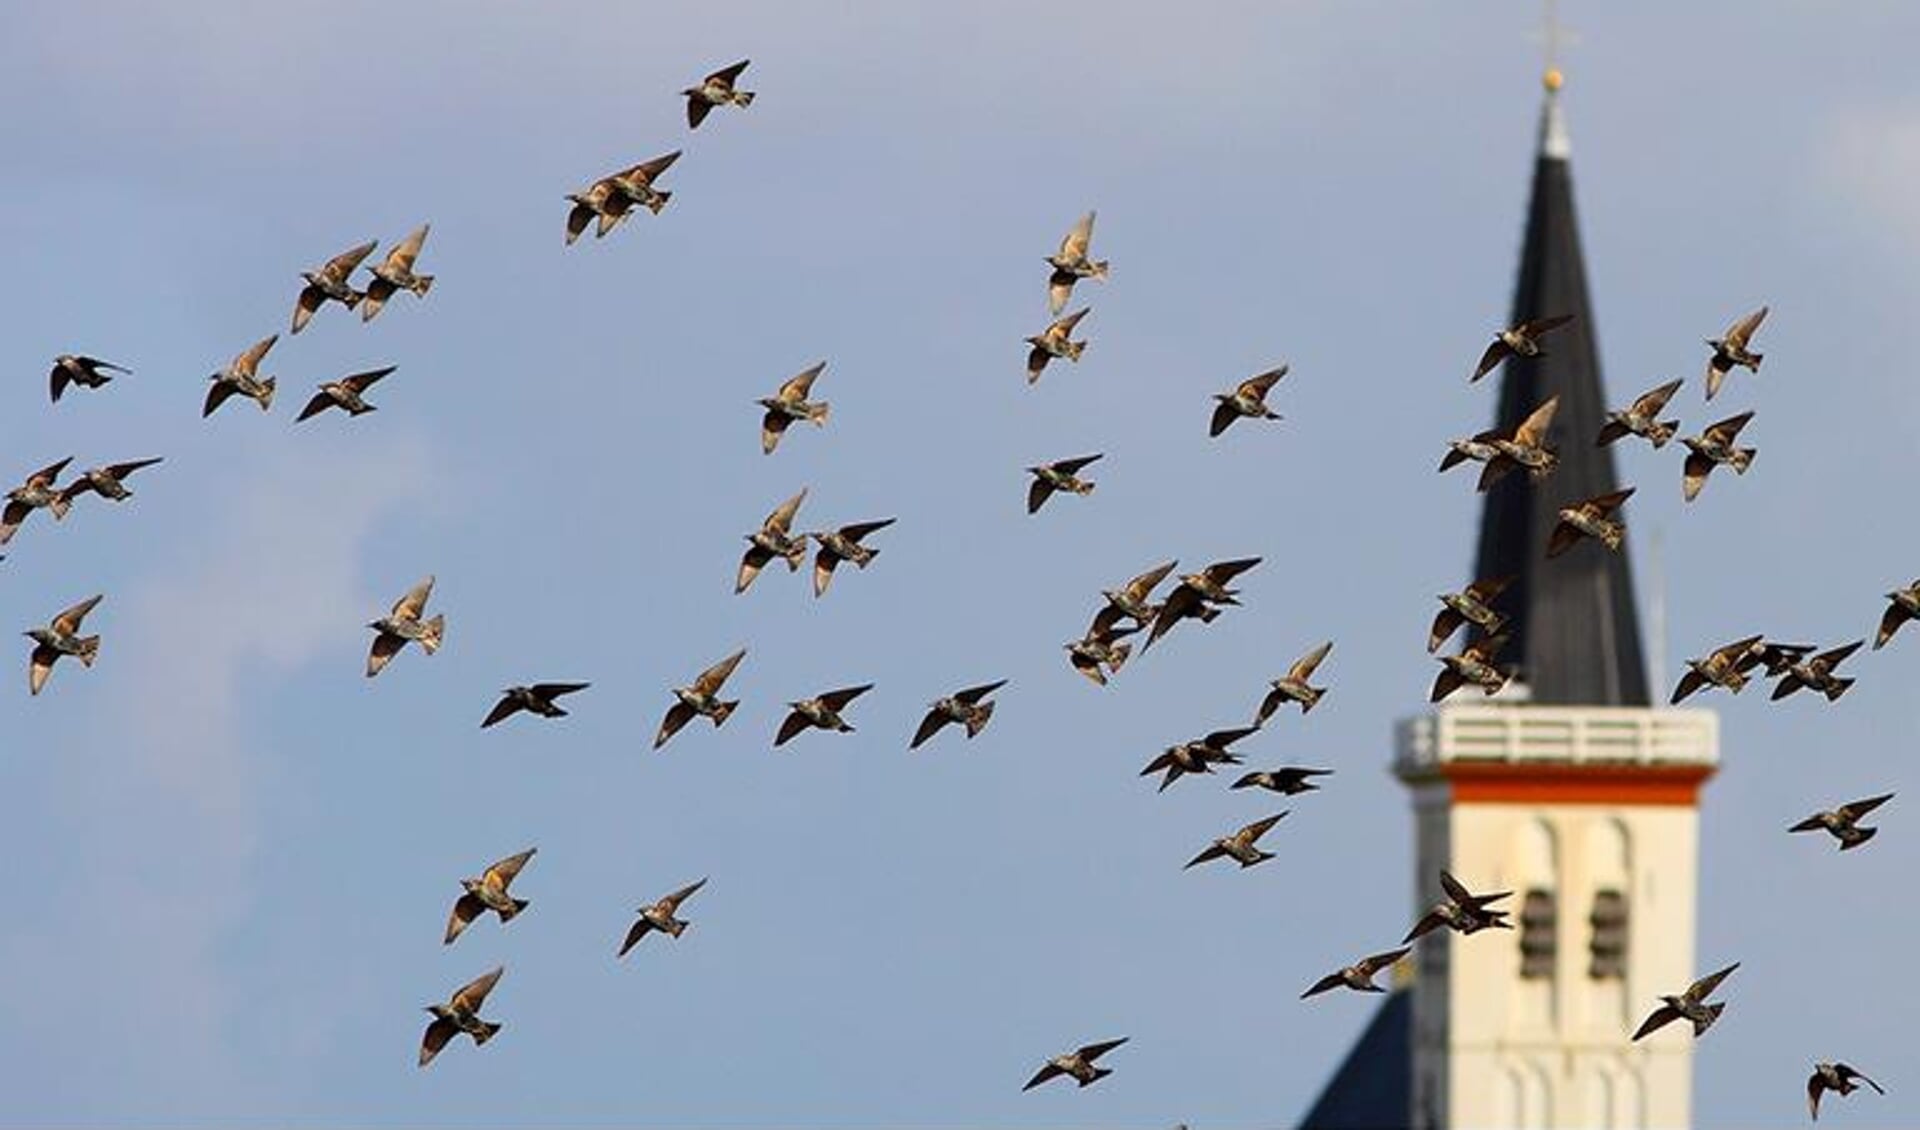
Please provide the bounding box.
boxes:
[1670,635,1765,705]
[1209,367,1287,437]
[1403,871,1513,943]
[1808,1062,1885,1122]
[1231,767,1332,795]
[810,518,894,597]
[776,684,873,747]
[1255,641,1333,722]
[1026,454,1102,514]
[737,488,811,594]
[1144,557,1262,650]
[297,366,396,422]
[655,648,746,749]
[1597,377,1683,449]
[1681,411,1757,502]
[1470,314,1573,382]
[1772,641,1862,702]
[1546,487,1633,558]
[482,683,589,729]
[759,362,830,454]
[1026,307,1090,384]
[55,458,163,513]
[49,354,130,403]
[419,966,503,1067]
[1302,948,1412,998]
[1066,622,1138,686]
[910,679,1006,749]
[1632,962,1738,1040]
[1429,574,1515,654]
[1092,559,1176,637]
[1185,812,1287,870]
[1430,633,1511,702]
[1876,580,1920,650]
[1141,726,1259,792]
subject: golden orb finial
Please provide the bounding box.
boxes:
[1544,67,1564,92]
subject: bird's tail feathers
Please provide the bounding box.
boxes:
[733,91,756,107]
[1079,1067,1112,1087]
[809,402,830,426]
[1300,687,1325,712]
[1841,826,1878,850]
[473,1020,502,1045]
[258,378,276,411]
[1089,260,1110,280]
[666,918,688,938]
[1652,420,1679,448]
[499,898,530,922]
[412,274,435,296]
[1695,1002,1725,1034]
[965,701,996,737]
[418,614,445,654]
[76,635,101,667]
[1731,447,1756,474]
[645,190,672,215]
[711,699,739,727]
[1107,643,1132,673]
[49,496,71,521]
[1825,678,1855,702]
[1065,341,1087,362]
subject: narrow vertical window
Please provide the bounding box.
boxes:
[1519,888,1556,979]
[1588,888,1629,980]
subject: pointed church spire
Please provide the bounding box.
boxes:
[1468,74,1650,706]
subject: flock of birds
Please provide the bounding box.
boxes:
[7,55,1900,1122]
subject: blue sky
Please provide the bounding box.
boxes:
[2,2,1919,1125]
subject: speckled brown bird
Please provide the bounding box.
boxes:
[1026,454,1102,514]
[1255,641,1333,723]
[1704,306,1767,401]
[758,362,830,454]
[1023,1037,1127,1091]
[1231,766,1332,795]
[1092,559,1177,637]
[360,225,434,322]
[737,488,811,594]
[1808,1062,1885,1121]
[445,848,537,944]
[1066,622,1138,686]
[1141,726,1259,792]
[1209,367,1287,437]
[296,366,396,423]
[1185,812,1287,869]
[1772,640,1863,702]
[292,239,376,333]
[1,457,74,544]
[1302,948,1411,998]
[1632,963,1738,1041]
[810,518,894,598]
[1403,871,1513,943]
[1470,314,1573,382]
[565,152,680,243]
[1046,212,1110,316]
[1597,377,1684,449]
[1790,793,1893,851]
[1026,307,1090,384]
[1429,574,1515,654]
[620,877,709,955]
[25,593,102,696]
[1670,634,1765,705]
[49,354,130,403]
[204,335,278,417]
[366,576,444,678]
[419,966,503,1067]
[1875,580,1920,650]
[1144,557,1262,651]
[54,458,163,513]
[910,679,1006,749]
[684,60,754,129]
[1681,411,1757,502]
[1546,487,1634,558]
[1477,395,1561,491]
[775,684,873,747]
[1430,632,1511,702]
[655,648,746,749]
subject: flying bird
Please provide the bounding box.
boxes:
[1597,377,1684,449]
[296,366,397,422]
[25,593,103,696]
[619,877,708,955]
[1476,395,1561,491]
[1704,306,1767,401]
[1045,211,1110,315]
[1230,766,1332,795]
[1631,962,1738,1041]
[360,224,434,321]
[565,152,681,243]
[1771,640,1863,702]
[910,679,1006,749]
[482,683,589,729]
[1680,410,1757,502]
[810,518,894,597]
[419,966,503,1067]
[1302,948,1412,998]
[1,456,74,544]
[1026,454,1102,514]
[1470,313,1574,382]
[1430,633,1512,702]
[1185,812,1287,870]
[758,362,831,454]
[1546,487,1633,558]
[445,848,537,944]
[1025,307,1090,384]
[1066,622,1138,686]
[1875,580,1920,650]
[1092,559,1177,636]
[655,648,746,749]
[1255,641,1333,723]
[291,239,376,333]
[1429,574,1515,654]
[1790,793,1894,851]
[775,684,873,747]
[1732,639,1815,680]
[1209,366,1287,437]
[1144,557,1262,651]
[1808,1062,1885,1122]
[1023,1037,1127,1091]
[367,576,444,678]
[684,60,754,129]
[49,354,130,402]
[1140,726,1259,792]
[204,335,278,417]
[1670,634,1765,705]
[54,458,163,513]
[1403,871,1513,943]
[737,488,811,594]
[1438,429,1503,474]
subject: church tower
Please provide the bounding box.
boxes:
[1392,71,1720,1129]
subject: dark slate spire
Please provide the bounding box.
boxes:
[1470,76,1650,706]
